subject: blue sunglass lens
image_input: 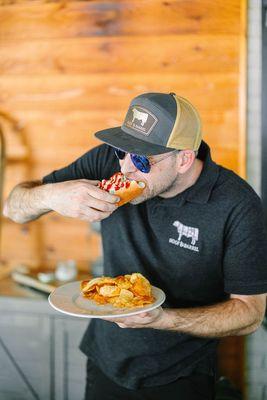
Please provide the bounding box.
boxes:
[114,149,151,173]
[131,155,151,173]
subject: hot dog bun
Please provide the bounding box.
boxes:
[98,172,145,206]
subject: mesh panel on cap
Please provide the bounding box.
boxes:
[166,95,202,151]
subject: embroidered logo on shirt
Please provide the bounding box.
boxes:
[169,220,199,252]
[123,106,158,136]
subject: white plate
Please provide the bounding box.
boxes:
[48,281,166,318]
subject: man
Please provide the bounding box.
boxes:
[4,92,267,400]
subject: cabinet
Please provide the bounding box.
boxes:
[0,296,88,400]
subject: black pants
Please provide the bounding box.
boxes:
[85,359,215,400]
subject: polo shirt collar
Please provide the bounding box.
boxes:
[182,140,219,204]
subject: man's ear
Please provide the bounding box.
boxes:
[177,150,196,173]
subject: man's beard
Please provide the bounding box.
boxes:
[130,172,180,205]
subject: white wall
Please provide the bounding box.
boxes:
[247,0,262,194]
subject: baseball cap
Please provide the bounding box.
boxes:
[94,92,202,156]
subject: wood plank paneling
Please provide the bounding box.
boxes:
[1,215,100,270]
[0,0,243,40]
[0,219,43,267]
[0,35,239,75]
[0,0,246,268]
[0,74,239,111]
[0,0,245,268]
[218,337,245,392]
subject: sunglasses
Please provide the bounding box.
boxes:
[114,148,178,173]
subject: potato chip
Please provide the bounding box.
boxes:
[130,274,151,297]
[119,289,134,301]
[92,293,108,305]
[81,277,116,293]
[80,273,155,308]
[99,285,120,297]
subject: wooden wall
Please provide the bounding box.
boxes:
[0,0,247,269]
[0,0,246,391]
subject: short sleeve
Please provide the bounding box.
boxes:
[223,196,267,295]
[42,144,118,184]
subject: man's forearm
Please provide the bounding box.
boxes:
[3,181,52,224]
[104,296,266,335]
[163,298,264,338]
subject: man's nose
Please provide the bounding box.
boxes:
[120,154,138,174]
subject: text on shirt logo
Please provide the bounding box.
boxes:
[169,220,199,252]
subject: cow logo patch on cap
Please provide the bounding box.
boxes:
[123,106,158,136]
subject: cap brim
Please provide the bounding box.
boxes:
[95,126,175,156]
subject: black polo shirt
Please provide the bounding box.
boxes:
[43,141,267,389]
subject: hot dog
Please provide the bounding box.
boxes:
[98,172,145,207]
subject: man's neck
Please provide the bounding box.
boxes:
[159,159,204,198]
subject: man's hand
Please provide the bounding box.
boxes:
[101,307,168,329]
[46,179,120,222]
[4,179,120,224]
